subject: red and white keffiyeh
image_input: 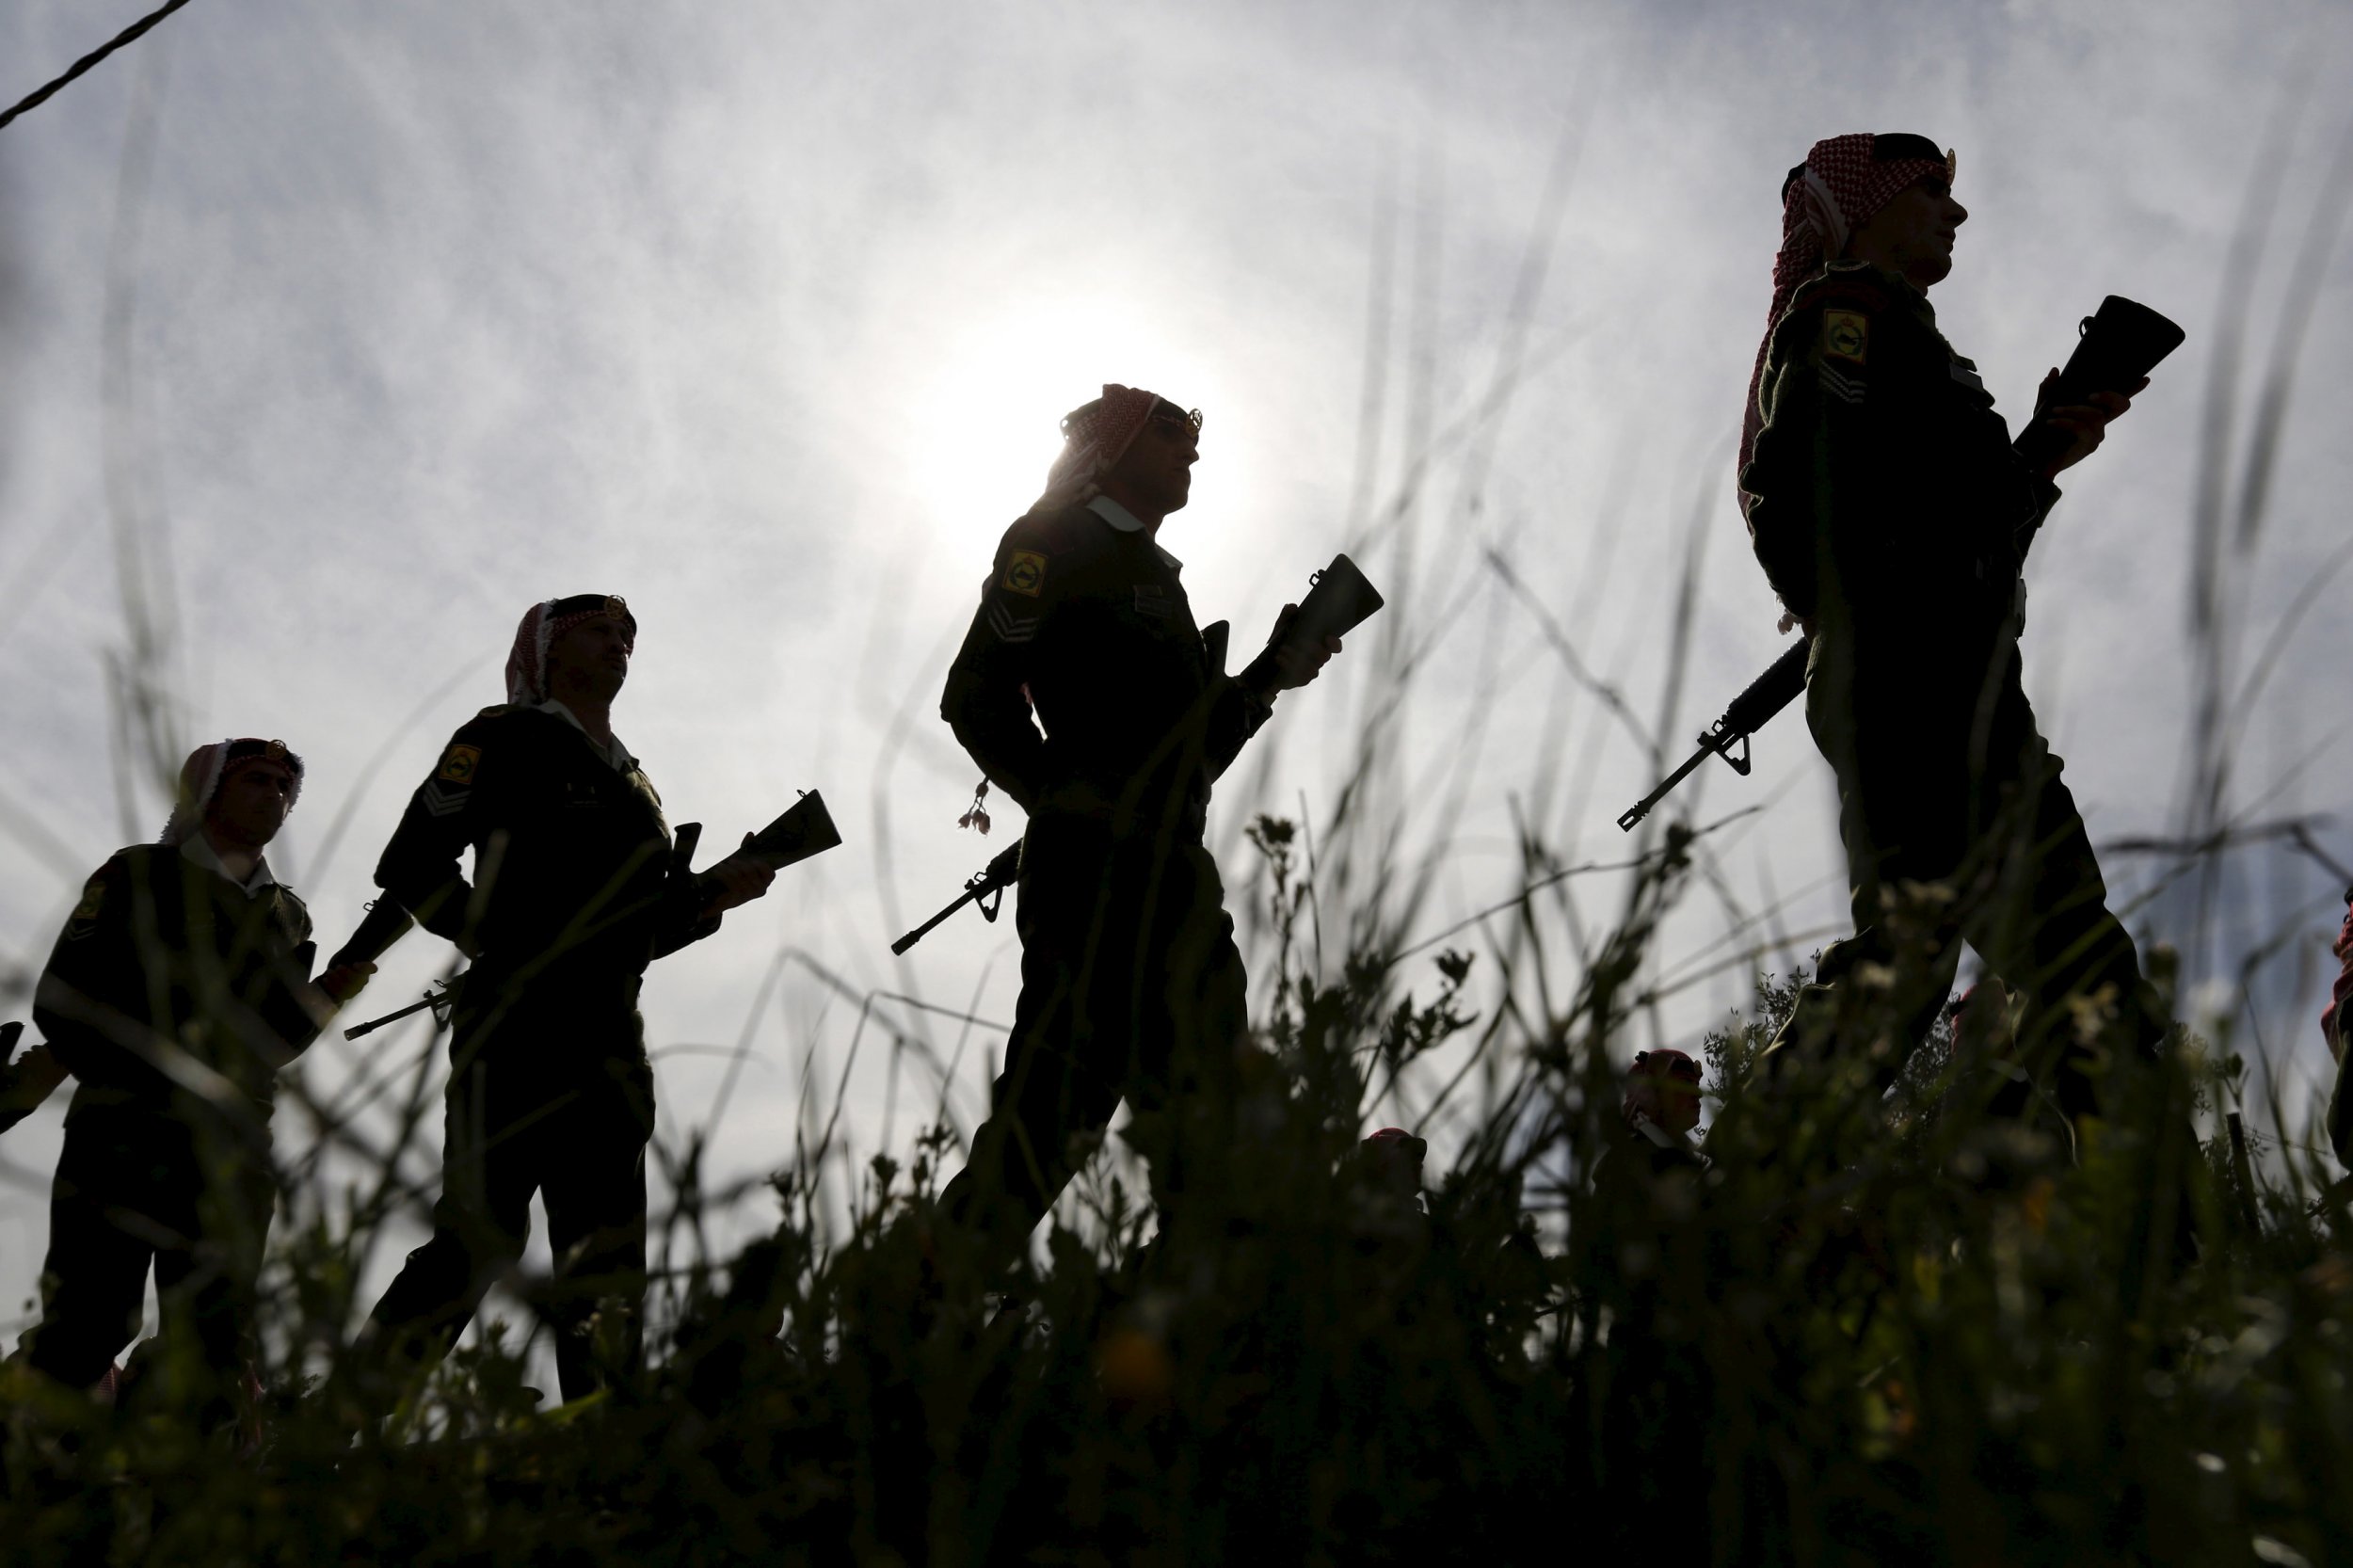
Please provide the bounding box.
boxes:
[1737,134,1955,492]
[157,738,304,846]
[504,595,636,706]
[1027,384,1166,516]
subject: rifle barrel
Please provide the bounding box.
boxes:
[344,995,435,1041]
[1616,642,1811,832]
[344,980,458,1041]
[891,842,1025,955]
[1617,744,1715,832]
[891,888,980,956]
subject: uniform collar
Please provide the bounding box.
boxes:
[1632,1113,1699,1159]
[536,699,637,772]
[181,832,278,895]
[1086,495,1183,570]
[1087,493,1146,534]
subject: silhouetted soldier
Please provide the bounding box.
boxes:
[1614,1048,1705,1175]
[1580,1047,1710,1563]
[1738,134,2166,1123]
[357,595,773,1403]
[2323,890,2351,1167]
[936,386,1338,1266]
[1588,1047,1705,1244]
[1354,1127,1430,1220]
[20,739,371,1432]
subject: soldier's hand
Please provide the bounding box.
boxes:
[9,1043,67,1106]
[1257,604,1342,697]
[318,962,376,1005]
[2030,372,2147,479]
[701,834,777,915]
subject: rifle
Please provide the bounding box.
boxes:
[1619,296,2188,833]
[341,825,707,1042]
[743,792,842,872]
[1617,641,1809,832]
[344,974,462,1041]
[892,840,1024,955]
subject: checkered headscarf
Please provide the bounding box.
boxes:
[504,594,637,706]
[1622,1046,1702,1129]
[157,738,304,846]
[1738,134,1955,496]
[1027,384,1171,516]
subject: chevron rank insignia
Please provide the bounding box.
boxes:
[1002,551,1048,598]
[436,744,482,785]
[1822,310,1868,364]
[1817,360,1866,405]
[987,600,1040,645]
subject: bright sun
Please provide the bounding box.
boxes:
[900,292,1241,543]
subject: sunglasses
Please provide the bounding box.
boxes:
[1147,405,1204,439]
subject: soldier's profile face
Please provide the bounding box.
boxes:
[547,615,633,700]
[1847,175,1968,289]
[1625,1056,1703,1135]
[1106,411,1200,517]
[206,762,295,848]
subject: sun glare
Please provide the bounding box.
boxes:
[901,294,1242,545]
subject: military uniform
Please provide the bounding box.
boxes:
[2323,896,2351,1166]
[363,700,715,1399]
[1741,260,2167,1113]
[937,494,1272,1253]
[22,839,320,1422]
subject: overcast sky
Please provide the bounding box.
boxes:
[3,0,2349,1346]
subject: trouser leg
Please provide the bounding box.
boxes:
[364,1031,545,1375]
[148,1126,276,1434]
[1114,843,1248,1233]
[940,825,1247,1259]
[1769,634,1980,1080]
[23,1101,161,1391]
[1960,687,2167,1121]
[941,824,1140,1257]
[539,1051,654,1401]
[1786,631,2164,1125]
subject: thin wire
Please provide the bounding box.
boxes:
[0,0,196,133]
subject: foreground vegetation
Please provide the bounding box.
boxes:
[2,821,2345,1567]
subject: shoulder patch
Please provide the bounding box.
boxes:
[1002,551,1048,598]
[69,874,106,927]
[437,743,484,785]
[62,858,126,940]
[1822,310,1869,365]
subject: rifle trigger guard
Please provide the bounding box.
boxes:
[977,881,1006,923]
[1716,730,1753,777]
